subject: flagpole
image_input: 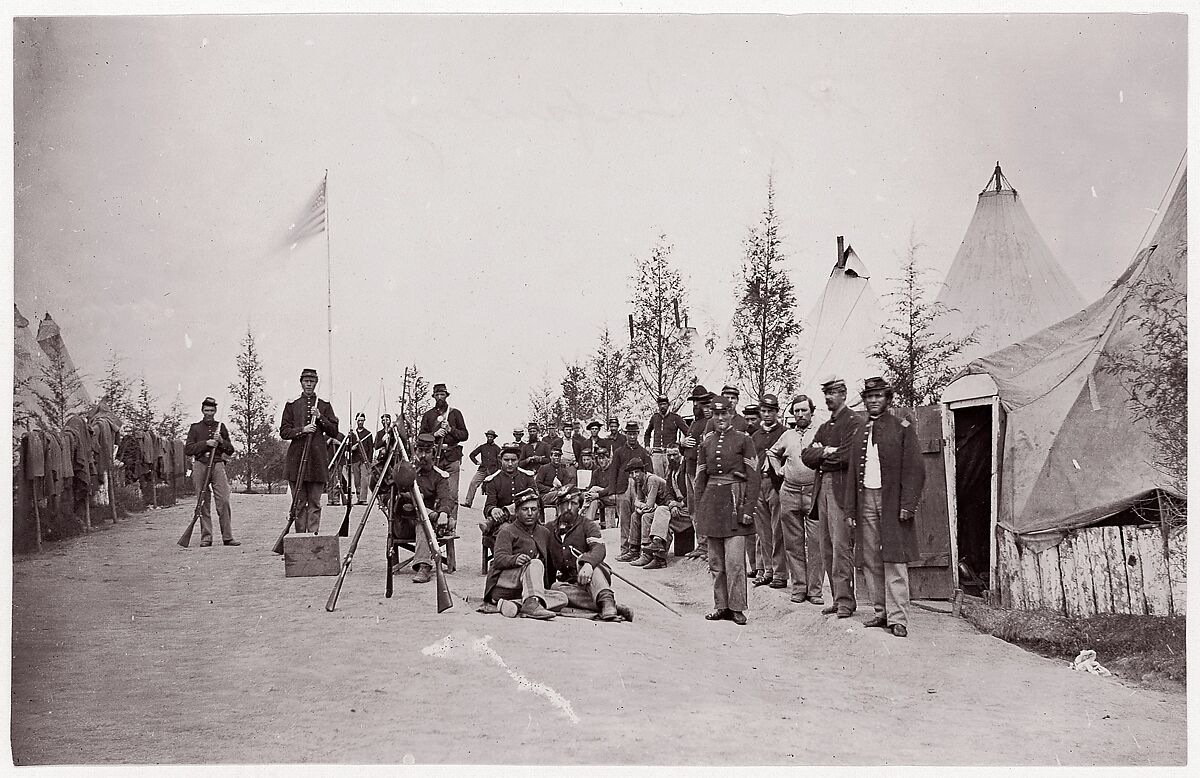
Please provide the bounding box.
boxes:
[324,169,333,397]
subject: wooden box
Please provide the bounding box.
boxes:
[283,535,342,577]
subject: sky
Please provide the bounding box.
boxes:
[12,12,1187,438]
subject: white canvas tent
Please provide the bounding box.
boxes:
[795,237,886,405]
[937,164,1085,362]
[14,305,52,431]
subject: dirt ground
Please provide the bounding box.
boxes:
[10,492,1187,766]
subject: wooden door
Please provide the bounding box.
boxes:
[910,404,953,599]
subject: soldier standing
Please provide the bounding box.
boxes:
[183,397,238,546]
[694,398,760,626]
[847,377,925,638]
[419,383,469,531]
[279,368,339,534]
[801,376,861,619]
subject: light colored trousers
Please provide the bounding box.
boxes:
[750,482,781,576]
[501,559,614,612]
[584,493,631,539]
[463,467,490,505]
[859,488,912,627]
[707,534,748,611]
[650,451,668,479]
[633,505,674,546]
[352,462,371,501]
[551,568,613,612]
[192,460,233,543]
[443,460,461,528]
[778,482,822,599]
[818,472,856,615]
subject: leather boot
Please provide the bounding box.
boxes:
[596,590,619,621]
[411,564,433,584]
[519,596,557,620]
[629,552,653,566]
[615,549,639,563]
[615,604,634,622]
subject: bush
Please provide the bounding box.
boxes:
[114,483,146,514]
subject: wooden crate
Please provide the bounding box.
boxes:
[283,535,342,577]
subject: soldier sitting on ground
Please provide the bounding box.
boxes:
[478,489,564,619]
[546,487,632,621]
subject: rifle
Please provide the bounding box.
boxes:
[271,401,317,554]
[326,437,398,611]
[395,434,454,613]
[336,395,354,537]
[178,425,222,548]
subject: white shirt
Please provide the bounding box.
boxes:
[864,419,882,490]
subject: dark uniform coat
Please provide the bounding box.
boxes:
[693,426,760,538]
[419,404,469,465]
[347,428,374,464]
[801,404,860,522]
[644,411,688,448]
[280,394,339,483]
[547,512,607,585]
[846,412,926,563]
[183,419,235,464]
[482,468,537,515]
[484,520,555,601]
[535,461,576,497]
[518,438,552,470]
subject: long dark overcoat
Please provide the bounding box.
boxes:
[845,411,926,563]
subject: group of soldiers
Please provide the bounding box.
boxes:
[185,368,924,634]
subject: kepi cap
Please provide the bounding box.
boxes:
[432,383,449,395]
[759,393,780,411]
[201,396,217,408]
[820,374,847,390]
[513,488,540,509]
[861,376,894,395]
[300,368,319,381]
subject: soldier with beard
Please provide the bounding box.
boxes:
[419,383,469,531]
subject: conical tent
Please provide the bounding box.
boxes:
[796,241,886,404]
[14,305,52,430]
[937,164,1085,361]
[955,170,1186,539]
[36,312,92,411]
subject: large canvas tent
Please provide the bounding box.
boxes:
[937,164,1085,362]
[795,237,885,404]
[14,305,52,431]
[945,169,1186,543]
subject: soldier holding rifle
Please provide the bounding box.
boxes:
[280,368,339,534]
[405,433,455,585]
[183,397,238,547]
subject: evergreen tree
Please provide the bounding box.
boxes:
[628,236,696,408]
[527,373,564,432]
[589,327,637,423]
[35,342,87,429]
[156,392,186,439]
[559,360,597,424]
[725,177,802,401]
[869,237,977,408]
[227,330,275,492]
[127,377,159,433]
[96,351,135,423]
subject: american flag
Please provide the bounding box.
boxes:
[288,176,327,249]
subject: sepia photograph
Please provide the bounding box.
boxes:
[8,4,1189,768]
